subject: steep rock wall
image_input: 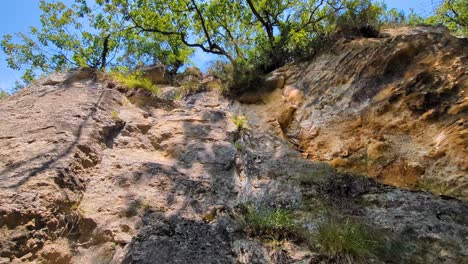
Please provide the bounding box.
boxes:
[264,26,467,199]
[0,27,467,264]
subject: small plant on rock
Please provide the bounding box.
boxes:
[122,97,131,106]
[110,242,117,250]
[180,80,201,96]
[233,141,245,151]
[108,71,160,95]
[172,89,184,101]
[238,204,304,241]
[231,114,248,131]
[313,218,379,263]
[111,110,120,121]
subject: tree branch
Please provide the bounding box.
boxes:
[126,9,235,65]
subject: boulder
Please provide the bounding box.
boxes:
[139,64,169,84]
[41,67,95,86]
[264,74,285,91]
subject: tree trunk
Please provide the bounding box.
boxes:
[100,35,110,70]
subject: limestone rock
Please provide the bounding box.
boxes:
[448,97,468,115]
[114,232,132,245]
[264,74,285,91]
[1,26,467,264]
[40,67,95,86]
[277,105,297,131]
[367,141,386,160]
[139,64,168,84]
[283,85,304,106]
[233,239,272,264]
[258,26,468,198]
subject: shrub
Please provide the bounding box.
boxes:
[313,218,378,262]
[122,97,131,106]
[108,71,160,95]
[0,90,8,99]
[238,204,303,241]
[208,60,234,89]
[204,79,224,91]
[172,89,184,101]
[330,0,385,38]
[178,80,201,97]
[208,60,264,96]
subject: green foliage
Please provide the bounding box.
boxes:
[233,141,245,151]
[2,0,118,85]
[3,0,466,93]
[327,0,385,34]
[172,89,184,101]
[427,0,468,36]
[209,59,268,94]
[382,8,425,27]
[110,242,117,250]
[119,0,386,90]
[178,80,201,97]
[110,110,120,121]
[0,90,9,100]
[231,114,248,131]
[208,61,233,88]
[1,0,192,88]
[108,71,160,95]
[314,218,378,261]
[238,204,303,241]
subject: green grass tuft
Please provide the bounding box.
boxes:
[108,71,160,95]
[313,218,378,262]
[111,110,120,121]
[231,114,248,131]
[238,204,303,241]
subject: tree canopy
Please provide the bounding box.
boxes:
[429,0,467,35]
[1,0,467,89]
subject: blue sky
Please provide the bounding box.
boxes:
[0,0,434,93]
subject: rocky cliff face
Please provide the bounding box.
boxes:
[251,26,467,199]
[0,27,467,264]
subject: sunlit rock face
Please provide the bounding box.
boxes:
[261,26,467,200]
[0,26,467,264]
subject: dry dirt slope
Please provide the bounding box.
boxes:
[0,27,467,264]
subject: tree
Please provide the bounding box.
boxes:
[2,0,119,84]
[1,0,193,86]
[0,89,8,99]
[2,0,389,91]
[428,0,467,35]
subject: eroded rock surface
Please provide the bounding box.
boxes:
[252,26,468,199]
[0,27,467,264]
